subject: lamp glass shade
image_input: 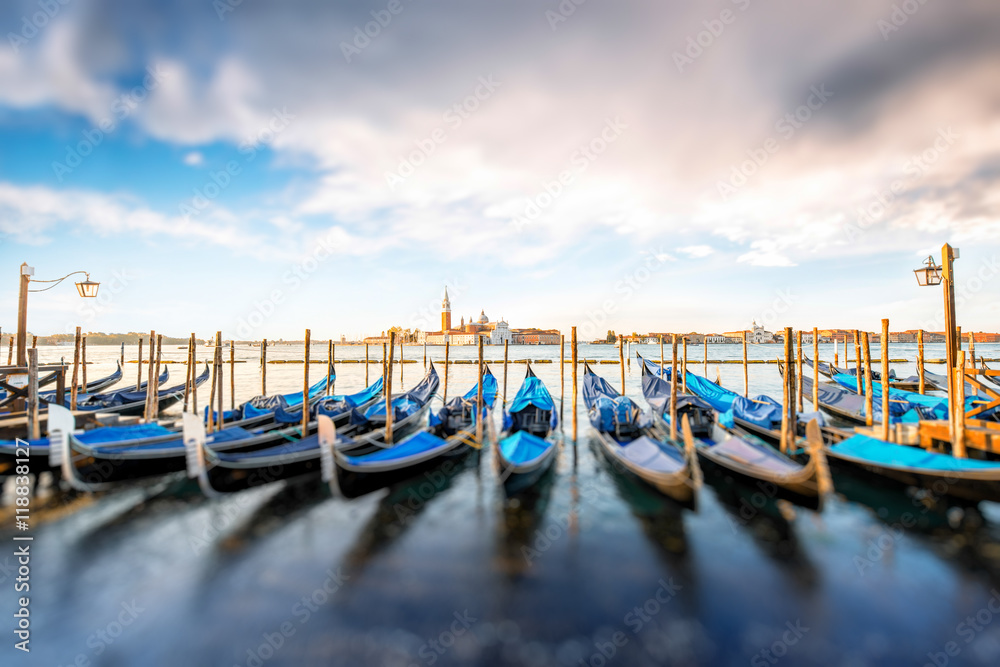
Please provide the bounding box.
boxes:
[75,280,100,298]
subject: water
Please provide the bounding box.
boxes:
[3,343,1000,666]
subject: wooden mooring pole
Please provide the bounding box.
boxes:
[365,343,370,385]
[144,330,155,420]
[917,329,925,395]
[385,331,395,445]
[327,340,334,395]
[213,332,222,427]
[191,335,198,417]
[229,341,235,412]
[302,330,311,435]
[796,330,803,412]
[862,332,873,427]
[27,348,39,440]
[476,336,484,444]
[670,334,678,441]
[184,334,193,413]
[207,342,217,434]
[681,337,688,394]
[261,338,267,396]
[120,342,125,369]
[70,326,81,410]
[954,350,967,458]
[854,330,862,395]
[881,319,890,441]
[703,337,708,378]
[136,336,143,390]
[783,326,794,453]
[81,334,87,393]
[659,335,664,374]
[153,334,163,420]
[618,335,625,393]
[571,326,578,443]
[812,327,819,411]
[742,331,748,397]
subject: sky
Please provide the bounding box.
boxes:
[0,0,998,342]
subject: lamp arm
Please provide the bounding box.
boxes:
[27,271,91,293]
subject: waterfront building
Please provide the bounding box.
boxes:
[416,288,512,345]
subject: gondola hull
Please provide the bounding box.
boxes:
[591,431,695,505]
[495,438,558,495]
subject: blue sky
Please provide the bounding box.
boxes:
[1,0,998,340]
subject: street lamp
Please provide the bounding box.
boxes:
[913,255,942,287]
[914,244,962,456]
[15,262,100,367]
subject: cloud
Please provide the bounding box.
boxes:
[183,151,204,166]
[1,0,999,332]
[678,245,714,259]
[0,182,283,260]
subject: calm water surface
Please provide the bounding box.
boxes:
[3,343,1000,666]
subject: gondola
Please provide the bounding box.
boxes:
[62,361,126,395]
[65,364,206,417]
[803,357,930,392]
[824,433,1000,504]
[824,371,996,423]
[185,364,439,494]
[582,363,699,505]
[786,363,900,427]
[640,359,830,506]
[323,367,497,496]
[789,364,964,427]
[206,373,337,429]
[1,362,131,407]
[638,354,824,446]
[495,364,559,494]
[48,376,388,490]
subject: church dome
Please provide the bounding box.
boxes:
[478,310,489,324]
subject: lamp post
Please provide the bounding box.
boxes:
[914,244,962,454]
[16,262,100,367]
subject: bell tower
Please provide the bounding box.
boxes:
[441,286,452,331]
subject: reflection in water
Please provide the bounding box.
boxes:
[705,463,819,589]
[338,452,476,584]
[212,479,330,553]
[588,436,698,614]
[494,465,556,578]
[831,466,1000,585]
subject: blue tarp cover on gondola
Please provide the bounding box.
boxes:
[74,366,204,411]
[214,433,320,462]
[442,370,498,414]
[828,372,999,421]
[310,376,384,421]
[831,434,1000,472]
[273,376,381,424]
[233,375,332,423]
[508,375,554,413]
[502,368,558,432]
[583,367,649,432]
[352,365,439,425]
[641,355,823,429]
[1,422,175,453]
[498,430,550,465]
[86,426,255,455]
[342,430,448,466]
